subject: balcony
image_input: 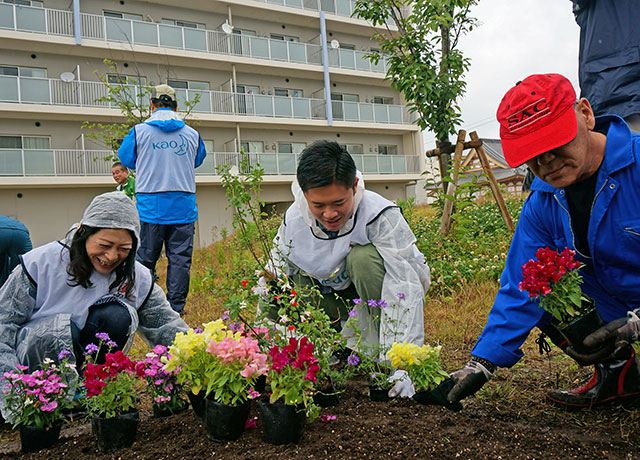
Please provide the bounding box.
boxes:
[0,75,413,124]
[0,150,421,176]
[253,0,410,24]
[0,4,390,74]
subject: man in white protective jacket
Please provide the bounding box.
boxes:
[269,140,431,398]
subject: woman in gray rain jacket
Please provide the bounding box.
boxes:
[0,191,188,420]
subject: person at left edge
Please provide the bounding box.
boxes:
[118,84,207,315]
[0,192,188,422]
[0,215,32,288]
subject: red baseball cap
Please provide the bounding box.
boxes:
[497,73,577,167]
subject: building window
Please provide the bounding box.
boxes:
[0,65,46,78]
[372,96,394,105]
[107,74,146,85]
[339,43,356,50]
[0,135,50,149]
[274,88,303,98]
[162,19,205,29]
[331,93,359,102]
[167,80,209,90]
[103,11,143,21]
[203,140,214,152]
[2,0,43,7]
[378,144,398,155]
[240,141,264,153]
[278,142,306,154]
[340,144,363,155]
[270,34,299,42]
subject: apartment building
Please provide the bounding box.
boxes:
[0,0,427,248]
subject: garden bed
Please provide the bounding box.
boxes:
[0,376,635,460]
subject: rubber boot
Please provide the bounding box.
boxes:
[546,348,640,409]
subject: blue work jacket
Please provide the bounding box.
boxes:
[472,116,640,368]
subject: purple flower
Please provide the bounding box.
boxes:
[229,322,242,332]
[348,309,359,318]
[57,350,71,361]
[193,328,204,334]
[95,332,111,342]
[84,343,99,355]
[367,299,378,308]
[377,300,387,308]
[396,293,406,300]
[221,310,230,321]
[347,354,360,366]
[106,340,117,349]
[352,298,361,305]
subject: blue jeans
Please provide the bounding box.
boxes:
[71,302,131,366]
[137,221,194,313]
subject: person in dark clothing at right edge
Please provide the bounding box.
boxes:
[522,0,640,193]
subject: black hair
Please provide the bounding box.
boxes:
[112,161,126,171]
[151,96,177,111]
[296,140,357,192]
[67,225,137,297]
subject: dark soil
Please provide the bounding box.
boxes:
[0,377,637,460]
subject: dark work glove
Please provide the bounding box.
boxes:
[447,357,496,403]
[566,311,640,365]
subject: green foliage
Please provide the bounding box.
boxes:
[387,342,448,391]
[408,196,525,296]
[83,372,140,419]
[353,0,478,140]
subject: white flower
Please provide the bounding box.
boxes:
[43,358,53,365]
[239,300,247,309]
[280,315,289,323]
[251,285,268,296]
[304,311,311,317]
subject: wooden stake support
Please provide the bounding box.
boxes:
[433,130,515,235]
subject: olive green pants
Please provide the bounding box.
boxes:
[289,244,386,329]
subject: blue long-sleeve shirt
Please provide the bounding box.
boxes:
[473,116,640,367]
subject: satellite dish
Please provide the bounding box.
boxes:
[330,39,340,49]
[221,22,234,34]
[60,71,75,82]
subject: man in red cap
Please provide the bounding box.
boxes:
[447,73,640,409]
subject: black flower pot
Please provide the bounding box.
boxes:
[204,398,250,442]
[253,375,267,393]
[92,410,139,452]
[313,384,340,407]
[257,399,306,445]
[188,391,206,423]
[557,308,604,354]
[20,422,62,453]
[368,385,390,402]
[152,398,189,418]
[412,378,463,412]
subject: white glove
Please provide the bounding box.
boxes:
[388,369,415,398]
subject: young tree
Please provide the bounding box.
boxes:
[353,0,478,182]
[82,59,200,156]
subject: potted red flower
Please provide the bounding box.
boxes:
[519,247,603,352]
[82,337,145,452]
[259,336,319,445]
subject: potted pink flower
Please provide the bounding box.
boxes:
[2,351,75,453]
[140,344,188,417]
[202,334,268,442]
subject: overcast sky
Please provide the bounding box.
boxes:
[423,0,580,146]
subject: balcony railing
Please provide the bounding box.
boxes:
[0,4,390,73]
[255,0,411,24]
[0,75,413,124]
[0,150,420,176]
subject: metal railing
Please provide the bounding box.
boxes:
[0,150,420,176]
[255,0,411,24]
[0,75,413,123]
[0,4,390,73]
